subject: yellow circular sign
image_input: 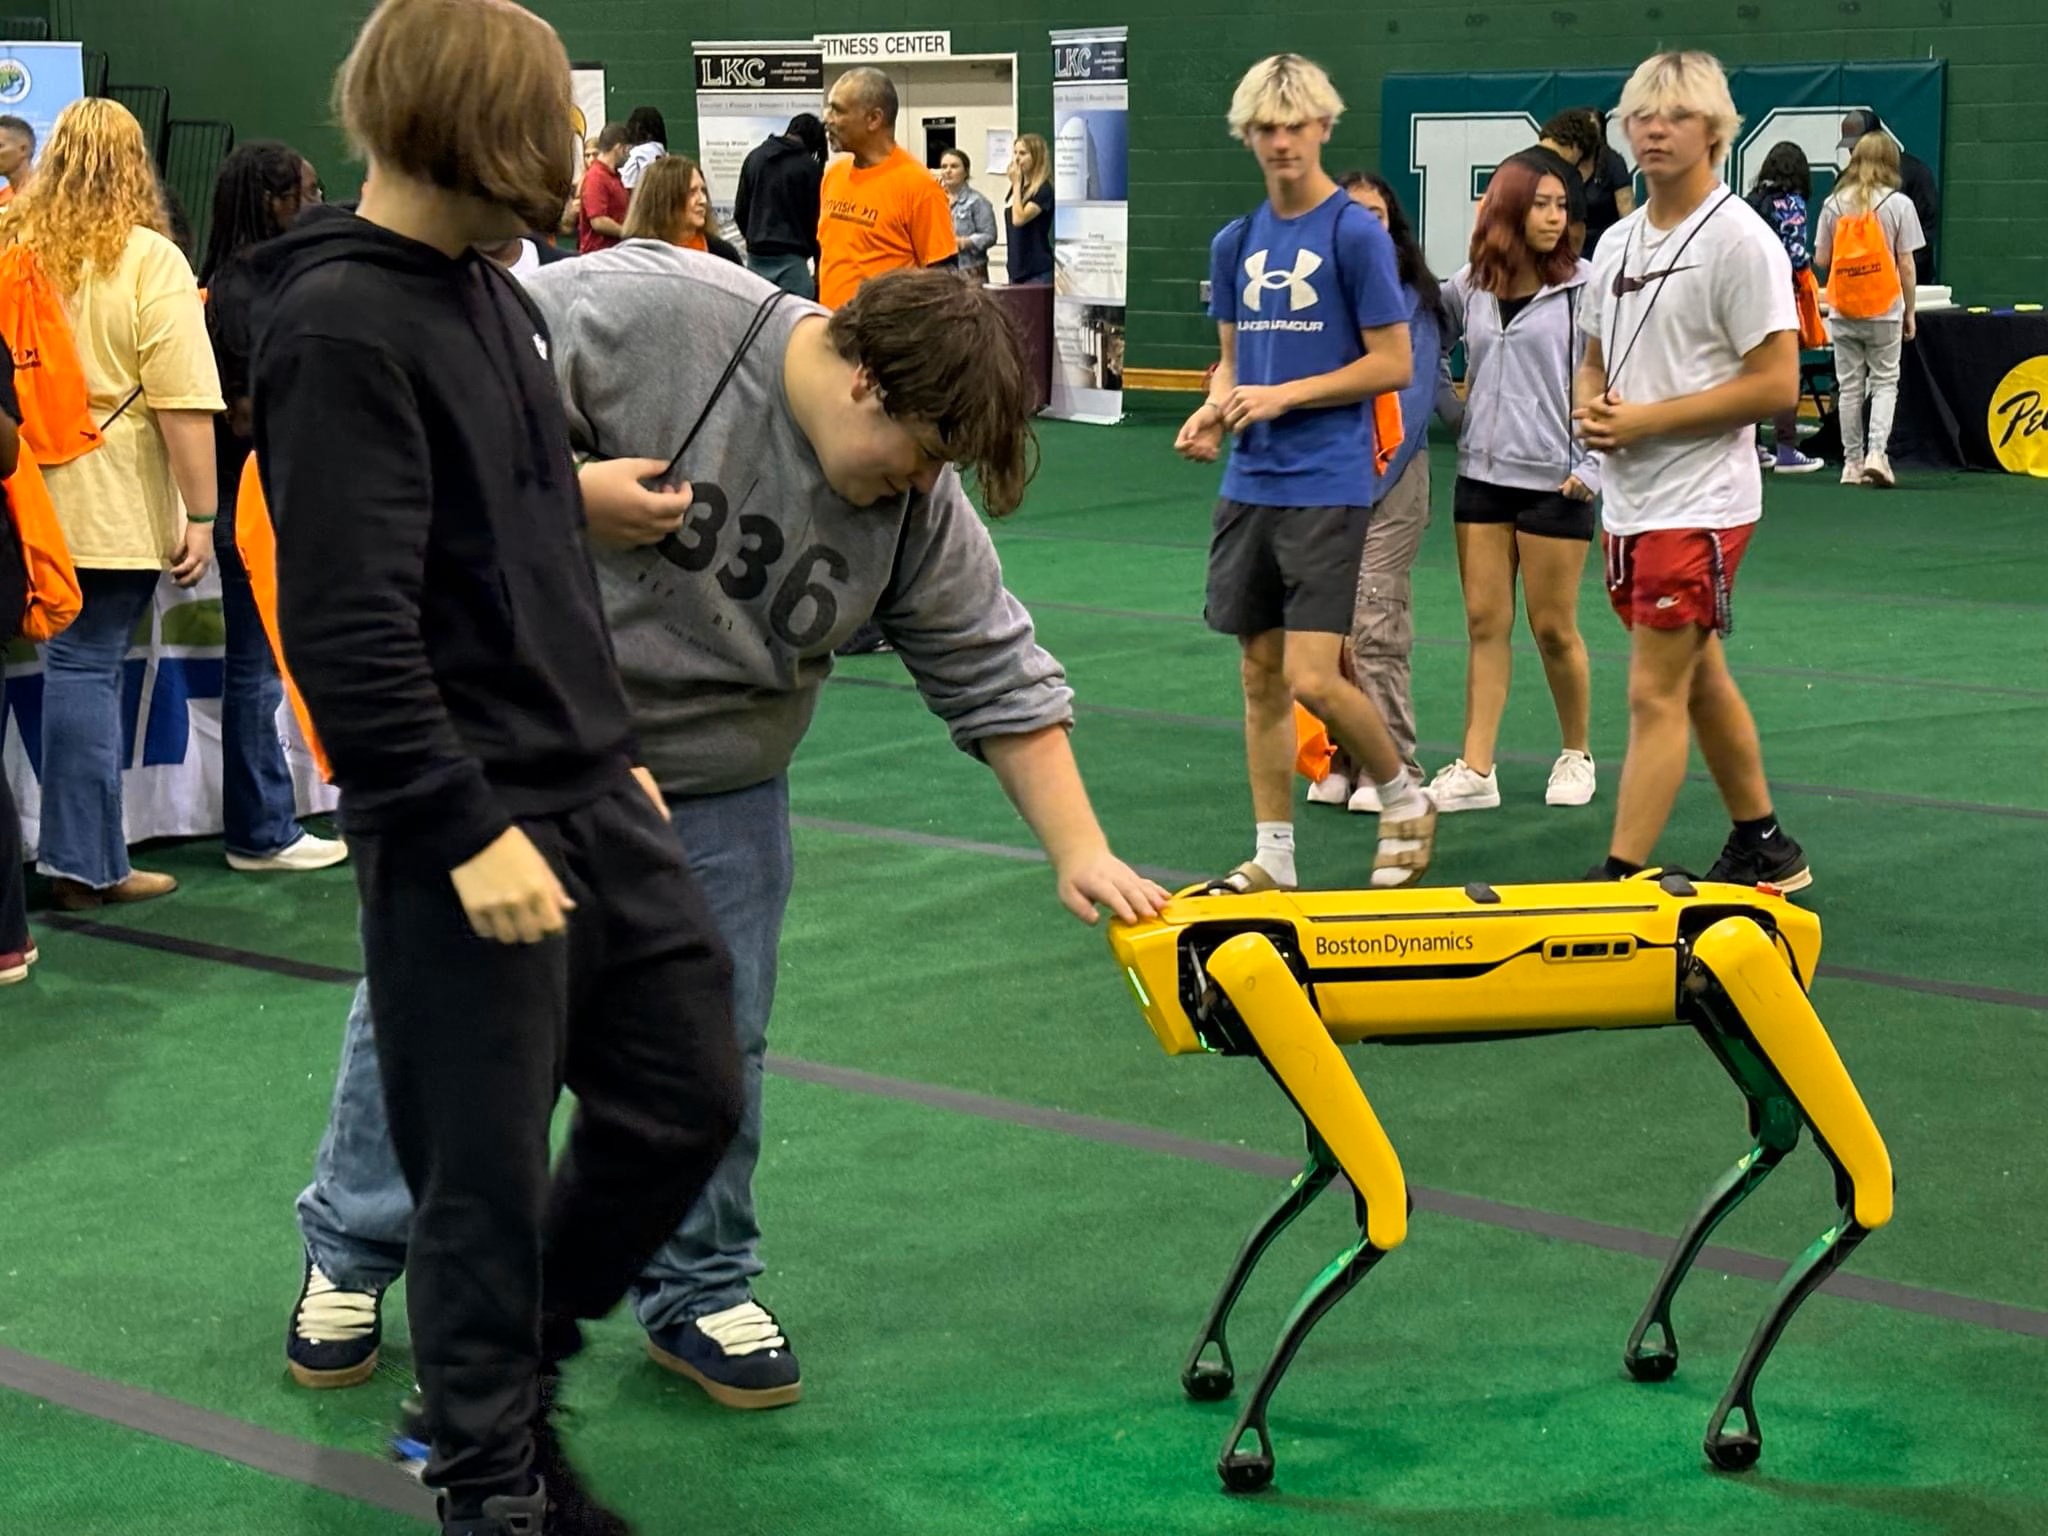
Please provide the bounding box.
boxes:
[1989,355,2048,476]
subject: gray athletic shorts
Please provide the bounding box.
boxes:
[1203,498,1372,638]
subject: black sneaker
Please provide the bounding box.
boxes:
[1705,831,1812,892]
[286,1250,384,1388]
[645,1300,802,1409]
[832,619,892,656]
[439,1483,546,1536]
[531,1375,634,1536]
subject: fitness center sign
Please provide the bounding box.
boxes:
[1381,62,1945,282]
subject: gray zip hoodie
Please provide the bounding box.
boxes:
[1441,260,1602,496]
[521,242,1073,797]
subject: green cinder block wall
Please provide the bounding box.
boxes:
[63,0,2048,373]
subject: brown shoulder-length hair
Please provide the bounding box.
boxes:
[337,0,574,233]
[623,154,704,243]
[826,268,1039,517]
[1468,155,1577,296]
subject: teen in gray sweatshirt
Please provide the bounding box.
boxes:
[1432,151,1603,819]
[274,246,1168,1430]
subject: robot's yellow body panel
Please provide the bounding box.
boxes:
[1110,877,1823,1052]
[1107,871,1889,1494]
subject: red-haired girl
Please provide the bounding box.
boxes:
[1432,153,1600,815]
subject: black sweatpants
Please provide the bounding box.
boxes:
[0,674,26,956]
[353,778,741,1509]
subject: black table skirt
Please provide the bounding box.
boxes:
[1808,308,2048,471]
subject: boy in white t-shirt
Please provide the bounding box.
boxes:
[1574,51,1810,891]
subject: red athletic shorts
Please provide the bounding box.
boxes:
[1601,524,1755,634]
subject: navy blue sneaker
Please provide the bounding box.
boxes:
[645,1300,802,1409]
[286,1251,384,1388]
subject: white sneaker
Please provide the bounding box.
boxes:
[1840,460,1864,485]
[227,832,350,873]
[1305,773,1351,807]
[1346,779,1381,813]
[1545,750,1597,807]
[1427,759,1501,813]
[1862,452,1895,488]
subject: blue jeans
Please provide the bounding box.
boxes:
[216,486,306,859]
[297,775,795,1329]
[746,252,815,300]
[35,568,162,887]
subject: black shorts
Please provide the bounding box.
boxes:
[1452,476,1596,541]
[1204,498,1370,637]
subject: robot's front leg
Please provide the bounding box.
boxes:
[1198,933,1409,1493]
[1685,916,1893,1472]
[1216,1190,1391,1494]
[1181,1124,1341,1403]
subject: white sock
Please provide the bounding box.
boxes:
[1376,770,1428,823]
[1254,821,1296,888]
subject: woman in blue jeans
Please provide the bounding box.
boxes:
[11,99,225,907]
[198,141,348,874]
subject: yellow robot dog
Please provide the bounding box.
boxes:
[1107,870,1891,1493]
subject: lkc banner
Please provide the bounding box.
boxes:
[693,42,825,245]
[1048,26,1128,425]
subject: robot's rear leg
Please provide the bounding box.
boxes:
[1701,1216,1871,1470]
[1623,1034,1800,1383]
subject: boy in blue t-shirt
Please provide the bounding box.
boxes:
[1176,53,1438,892]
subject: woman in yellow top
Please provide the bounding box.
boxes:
[5,98,222,908]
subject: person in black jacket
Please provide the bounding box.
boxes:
[198,140,351,877]
[250,2,741,1532]
[733,111,822,297]
[1838,109,1938,281]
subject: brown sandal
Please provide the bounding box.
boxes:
[1371,801,1438,889]
[1185,860,1294,897]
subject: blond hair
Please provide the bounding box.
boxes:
[1617,50,1743,160]
[622,154,704,243]
[0,97,169,293]
[1833,131,1902,211]
[1227,54,1344,142]
[337,0,574,232]
[1010,133,1050,200]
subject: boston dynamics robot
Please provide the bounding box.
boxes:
[1107,871,1892,1493]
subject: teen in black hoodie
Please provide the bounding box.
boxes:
[733,111,824,297]
[249,4,740,1532]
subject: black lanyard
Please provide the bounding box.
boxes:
[1603,190,1734,397]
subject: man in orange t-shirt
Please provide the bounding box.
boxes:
[816,67,956,309]
[0,116,36,207]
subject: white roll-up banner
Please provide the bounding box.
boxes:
[1048,26,1128,425]
[693,43,826,246]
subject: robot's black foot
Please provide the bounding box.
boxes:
[1218,1451,1275,1493]
[1705,1429,1762,1472]
[1624,1346,1678,1383]
[1182,1362,1234,1401]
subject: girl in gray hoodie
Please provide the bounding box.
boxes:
[1433,152,1601,816]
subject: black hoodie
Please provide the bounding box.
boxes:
[734,134,822,260]
[249,209,637,871]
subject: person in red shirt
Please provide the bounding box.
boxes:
[577,121,630,253]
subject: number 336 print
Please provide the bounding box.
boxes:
[654,481,852,650]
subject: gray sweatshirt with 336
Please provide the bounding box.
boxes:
[521,241,1073,797]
